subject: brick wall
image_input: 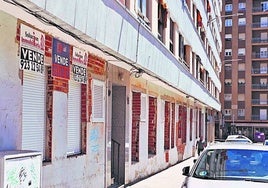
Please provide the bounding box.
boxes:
[148,96,157,155]
[132,92,141,162]
[178,105,187,143]
[171,103,175,148]
[164,101,170,150]
[190,108,193,141]
[88,54,106,75]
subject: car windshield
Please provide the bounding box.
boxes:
[226,139,250,143]
[193,149,268,182]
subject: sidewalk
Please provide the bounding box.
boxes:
[126,155,197,188]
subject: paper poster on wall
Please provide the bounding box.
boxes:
[52,38,70,79]
[19,24,45,74]
[72,47,88,84]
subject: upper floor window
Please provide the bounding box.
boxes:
[261,2,268,11]
[238,94,245,101]
[224,109,231,116]
[238,3,246,10]
[225,4,232,12]
[238,63,245,71]
[224,64,232,71]
[170,19,174,53]
[239,33,245,40]
[158,2,167,42]
[238,18,246,26]
[238,78,245,85]
[225,19,232,27]
[225,49,232,56]
[92,79,105,122]
[238,48,245,56]
[238,109,245,117]
[224,94,232,101]
[136,0,147,17]
[225,79,232,85]
[225,34,232,41]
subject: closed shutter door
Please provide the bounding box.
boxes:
[67,80,81,154]
[22,70,46,155]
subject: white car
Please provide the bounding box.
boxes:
[181,143,268,188]
[225,135,253,144]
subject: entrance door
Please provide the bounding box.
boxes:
[111,86,126,186]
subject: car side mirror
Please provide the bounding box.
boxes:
[182,166,190,176]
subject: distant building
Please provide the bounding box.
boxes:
[0,0,222,187]
[220,0,268,140]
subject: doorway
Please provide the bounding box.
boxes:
[111,86,126,186]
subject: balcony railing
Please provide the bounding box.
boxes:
[252,7,268,12]
[252,83,268,89]
[252,68,268,74]
[252,115,268,121]
[252,37,268,43]
[178,56,190,71]
[252,22,268,28]
[252,99,268,105]
[252,52,268,58]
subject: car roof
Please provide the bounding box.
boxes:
[225,135,252,143]
[207,142,268,151]
[226,135,248,139]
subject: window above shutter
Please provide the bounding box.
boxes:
[92,79,105,122]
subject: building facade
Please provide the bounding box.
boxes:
[220,0,268,140]
[0,0,222,187]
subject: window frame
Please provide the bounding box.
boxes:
[238,48,246,56]
[92,79,105,122]
[238,18,246,26]
[238,2,246,10]
[225,49,232,56]
[225,19,232,27]
[225,4,233,12]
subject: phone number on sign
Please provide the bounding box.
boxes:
[20,59,44,74]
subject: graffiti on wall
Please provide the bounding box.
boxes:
[90,127,100,153]
[4,154,41,188]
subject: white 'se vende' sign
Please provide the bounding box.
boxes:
[72,47,88,84]
[19,24,45,74]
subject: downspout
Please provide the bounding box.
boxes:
[104,62,108,187]
[135,18,141,64]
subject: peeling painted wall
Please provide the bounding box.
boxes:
[0,11,21,150]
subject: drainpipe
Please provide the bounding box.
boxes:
[104,62,109,187]
[134,18,142,64]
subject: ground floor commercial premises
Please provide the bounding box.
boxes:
[0,3,218,188]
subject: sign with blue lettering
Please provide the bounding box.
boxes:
[52,38,70,79]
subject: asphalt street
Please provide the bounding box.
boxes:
[126,155,197,188]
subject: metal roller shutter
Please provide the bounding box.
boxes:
[92,79,105,122]
[22,70,46,155]
[67,80,81,155]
